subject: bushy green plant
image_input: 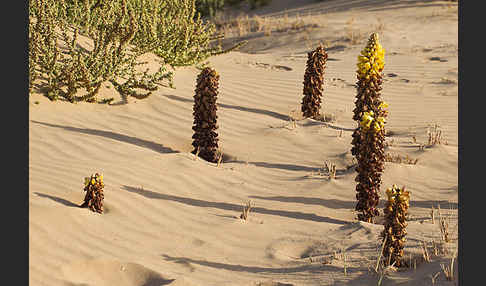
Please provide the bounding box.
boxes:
[195,0,225,18]
[28,0,243,103]
[247,0,271,9]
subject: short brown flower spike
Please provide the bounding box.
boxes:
[381,185,410,267]
[301,45,328,119]
[80,173,105,214]
[191,67,220,163]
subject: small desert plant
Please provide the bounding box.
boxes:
[80,173,105,213]
[427,124,444,146]
[240,200,252,220]
[437,205,450,243]
[324,161,337,180]
[301,45,328,119]
[381,185,410,267]
[421,239,431,263]
[384,153,418,165]
[370,237,398,286]
[351,33,387,223]
[440,250,456,281]
[191,67,221,163]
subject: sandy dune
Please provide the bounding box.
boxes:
[29,1,458,285]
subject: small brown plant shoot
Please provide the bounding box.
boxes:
[382,185,410,267]
[80,173,105,214]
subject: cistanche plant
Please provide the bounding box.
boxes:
[301,44,328,119]
[351,32,387,223]
[80,173,105,214]
[191,67,221,163]
[381,184,410,267]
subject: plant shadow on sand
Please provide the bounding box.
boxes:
[34,192,81,208]
[249,195,356,210]
[31,120,179,154]
[161,94,290,121]
[221,156,354,177]
[122,185,348,225]
[161,254,360,274]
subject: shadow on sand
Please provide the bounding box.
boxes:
[31,120,179,155]
[122,185,349,225]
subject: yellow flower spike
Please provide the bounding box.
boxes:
[357,33,385,80]
[91,178,95,185]
[84,177,90,187]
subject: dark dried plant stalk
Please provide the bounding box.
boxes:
[381,185,410,267]
[191,67,220,163]
[80,173,105,214]
[351,33,387,223]
[301,44,328,119]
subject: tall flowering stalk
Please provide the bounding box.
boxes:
[352,33,387,223]
[191,67,220,163]
[381,185,410,267]
[301,45,328,119]
[80,173,105,214]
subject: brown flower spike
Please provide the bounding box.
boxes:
[301,45,328,119]
[80,173,105,214]
[381,185,410,267]
[191,67,220,163]
[351,33,387,223]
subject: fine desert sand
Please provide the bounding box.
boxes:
[29,0,458,285]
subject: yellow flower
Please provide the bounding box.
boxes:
[360,111,374,130]
[84,177,90,187]
[91,178,95,185]
[378,101,389,110]
[373,121,381,132]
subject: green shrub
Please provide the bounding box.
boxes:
[195,0,225,18]
[247,0,271,9]
[28,0,243,103]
